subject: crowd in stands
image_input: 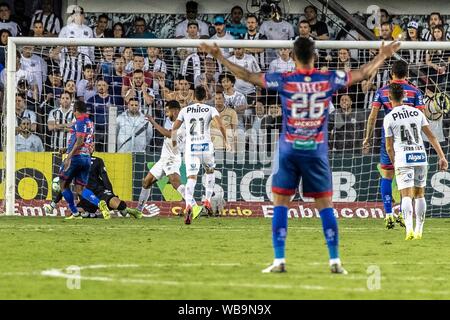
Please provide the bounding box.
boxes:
[0,0,449,156]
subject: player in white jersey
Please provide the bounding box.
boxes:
[136,100,187,216]
[172,87,229,224]
[384,84,448,240]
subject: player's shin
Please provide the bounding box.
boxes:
[185,178,197,208]
[319,208,340,265]
[137,187,151,211]
[381,178,393,215]
[176,185,186,199]
[272,206,288,264]
[81,188,101,207]
[415,197,426,237]
[205,173,215,202]
[61,189,78,215]
[401,196,414,236]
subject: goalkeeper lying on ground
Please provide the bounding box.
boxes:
[44,153,143,219]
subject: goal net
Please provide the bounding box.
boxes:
[1,38,449,218]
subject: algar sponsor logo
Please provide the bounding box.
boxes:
[406,153,426,163]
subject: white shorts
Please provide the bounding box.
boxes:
[185,152,215,176]
[395,165,427,190]
[150,157,181,180]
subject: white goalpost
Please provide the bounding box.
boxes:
[3,38,450,217]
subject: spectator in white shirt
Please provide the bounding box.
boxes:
[269,48,295,73]
[226,48,261,103]
[76,64,97,102]
[259,6,295,63]
[20,45,47,98]
[177,20,200,61]
[0,2,21,36]
[175,1,209,39]
[219,72,248,130]
[259,6,295,41]
[16,118,44,152]
[0,52,38,101]
[59,5,94,61]
[117,98,153,152]
[210,15,234,58]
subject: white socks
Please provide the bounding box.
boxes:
[137,187,151,211]
[205,173,215,202]
[415,197,426,235]
[185,178,197,208]
[402,197,413,234]
[177,184,186,200]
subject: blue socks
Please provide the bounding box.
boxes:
[272,206,288,259]
[319,208,339,260]
[81,188,101,207]
[62,189,78,214]
[380,178,393,215]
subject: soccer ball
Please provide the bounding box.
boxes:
[52,177,60,193]
[426,92,450,121]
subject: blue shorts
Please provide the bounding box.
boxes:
[271,151,333,198]
[380,140,394,170]
[59,155,91,186]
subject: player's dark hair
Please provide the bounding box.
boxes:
[133,68,144,75]
[166,100,181,110]
[73,100,87,113]
[389,83,404,103]
[218,72,236,85]
[0,2,10,9]
[391,60,408,79]
[194,86,207,101]
[33,19,43,25]
[127,97,138,104]
[293,37,315,64]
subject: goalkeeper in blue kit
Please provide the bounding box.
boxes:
[201,38,400,274]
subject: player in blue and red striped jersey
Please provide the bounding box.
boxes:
[59,100,110,220]
[362,60,425,230]
[201,38,400,274]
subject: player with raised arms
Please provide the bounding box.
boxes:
[200,38,400,274]
[59,100,110,219]
[171,86,229,225]
[384,83,448,240]
[363,60,425,229]
[136,100,190,215]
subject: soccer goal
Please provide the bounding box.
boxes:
[1,38,450,218]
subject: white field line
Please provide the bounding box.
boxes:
[1,262,449,296]
[37,268,450,295]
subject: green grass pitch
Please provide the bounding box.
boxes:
[1,216,450,299]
